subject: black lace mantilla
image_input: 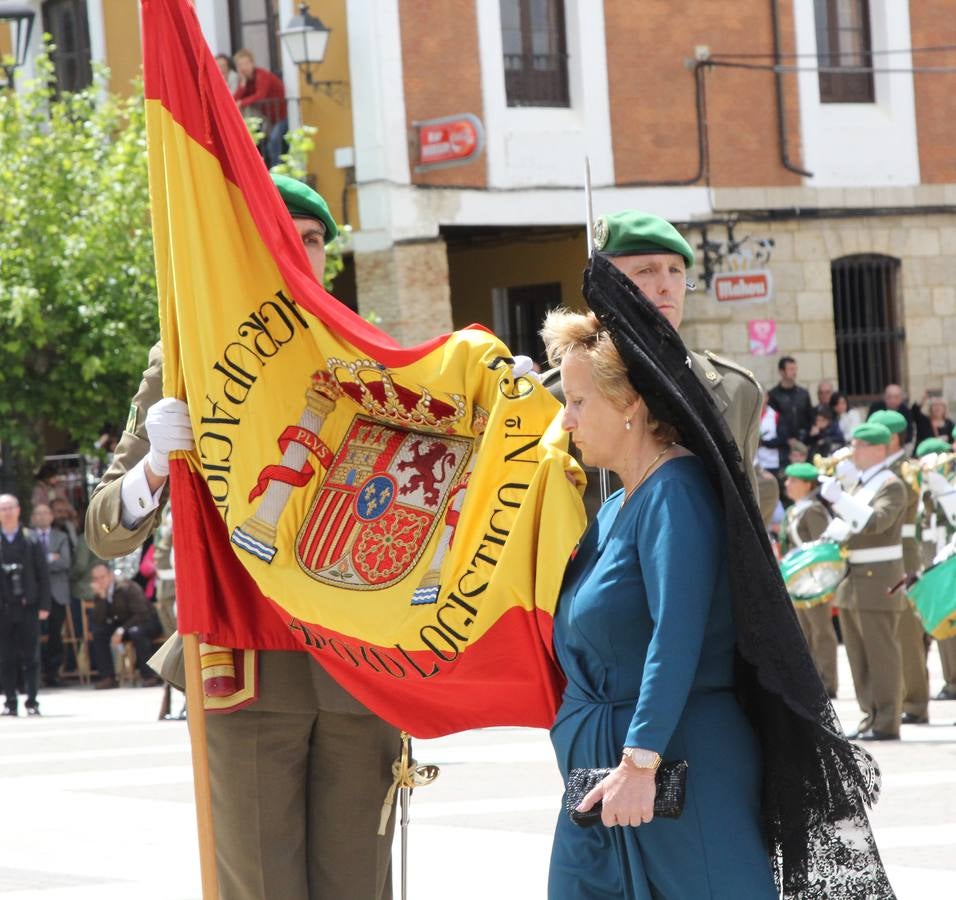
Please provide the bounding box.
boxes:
[585,255,895,899]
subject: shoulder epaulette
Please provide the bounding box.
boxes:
[703,350,760,386]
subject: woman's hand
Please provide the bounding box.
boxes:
[576,762,657,828]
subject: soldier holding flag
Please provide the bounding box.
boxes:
[87,175,401,900]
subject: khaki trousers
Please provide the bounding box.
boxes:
[938,635,956,693]
[795,603,838,696]
[899,604,929,717]
[205,707,400,900]
[839,608,903,736]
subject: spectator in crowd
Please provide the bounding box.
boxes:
[911,391,955,446]
[817,379,835,408]
[0,494,51,716]
[868,383,913,444]
[768,356,813,469]
[30,504,72,688]
[88,563,162,689]
[788,441,810,465]
[807,404,845,460]
[233,48,288,167]
[830,391,864,441]
[757,391,788,477]
[153,504,176,638]
[214,52,240,93]
[31,464,77,520]
[68,520,103,676]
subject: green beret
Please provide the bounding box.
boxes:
[784,462,821,481]
[271,173,338,241]
[916,437,952,458]
[593,210,695,268]
[867,409,907,434]
[852,422,891,446]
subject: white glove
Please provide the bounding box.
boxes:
[511,355,541,381]
[822,518,852,543]
[835,458,858,485]
[926,471,953,501]
[819,477,843,504]
[145,398,195,477]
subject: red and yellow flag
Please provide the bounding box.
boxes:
[142,0,584,736]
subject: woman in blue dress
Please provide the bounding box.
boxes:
[535,254,894,899]
[542,309,777,899]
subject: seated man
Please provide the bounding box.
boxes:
[89,563,162,688]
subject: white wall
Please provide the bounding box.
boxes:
[794,0,921,186]
[475,0,614,189]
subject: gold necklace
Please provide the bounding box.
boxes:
[620,442,678,508]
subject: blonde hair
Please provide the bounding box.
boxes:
[540,308,681,443]
[233,48,255,63]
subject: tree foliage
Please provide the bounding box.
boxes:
[0,55,156,481]
[0,53,343,488]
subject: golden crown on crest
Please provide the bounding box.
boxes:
[326,358,467,432]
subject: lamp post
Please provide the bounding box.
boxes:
[0,2,35,89]
[279,3,347,103]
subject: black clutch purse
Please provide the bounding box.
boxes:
[565,760,688,827]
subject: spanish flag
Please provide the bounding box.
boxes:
[142,0,584,736]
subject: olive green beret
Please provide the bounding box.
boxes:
[916,437,952,458]
[867,409,907,434]
[852,422,891,446]
[593,210,695,268]
[271,173,338,241]
[784,462,821,481]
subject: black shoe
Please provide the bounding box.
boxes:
[1,706,17,717]
[854,730,899,742]
[934,688,956,701]
[25,704,40,717]
[901,712,929,725]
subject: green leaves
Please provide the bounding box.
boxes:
[0,51,156,473]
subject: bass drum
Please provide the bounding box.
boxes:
[779,541,848,607]
[909,554,956,640]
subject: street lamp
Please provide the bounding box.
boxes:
[0,2,35,88]
[279,3,347,103]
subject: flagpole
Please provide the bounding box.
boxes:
[584,156,610,504]
[183,631,220,900]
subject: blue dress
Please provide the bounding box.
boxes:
[548,457,777,899]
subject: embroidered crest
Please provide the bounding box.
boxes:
[295,416,472,589]
[593,216,609,251]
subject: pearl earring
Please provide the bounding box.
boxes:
[625,419,631,431]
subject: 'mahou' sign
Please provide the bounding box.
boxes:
[413,114,485,172]
[712,270,773,303]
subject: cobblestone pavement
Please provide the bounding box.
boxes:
[0,646,952,899]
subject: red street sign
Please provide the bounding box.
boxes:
[712,269,773,303]
[413,114,485,172]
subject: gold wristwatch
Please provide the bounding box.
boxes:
[622,747,661,771]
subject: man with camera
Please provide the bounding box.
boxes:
[0,494,52,716]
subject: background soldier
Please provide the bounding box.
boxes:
[544,210,763,519]
[780,463,837,698]
[822,423,907,741]
[85,175,400,900]
[868,409,929,725]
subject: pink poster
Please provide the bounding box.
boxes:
[748,319,777,356]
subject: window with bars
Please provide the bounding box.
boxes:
[492,282,562,366]
[228,0,281,75]
[500,0,570,108]
[42,0,92,93]
[814,0,874,103]
[831,254,904,404]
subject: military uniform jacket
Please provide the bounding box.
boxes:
[688,350,762,498]
[888,456,921,575]
[779,495,829,557]
[84,340,372,715]
[835,469,908,613]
